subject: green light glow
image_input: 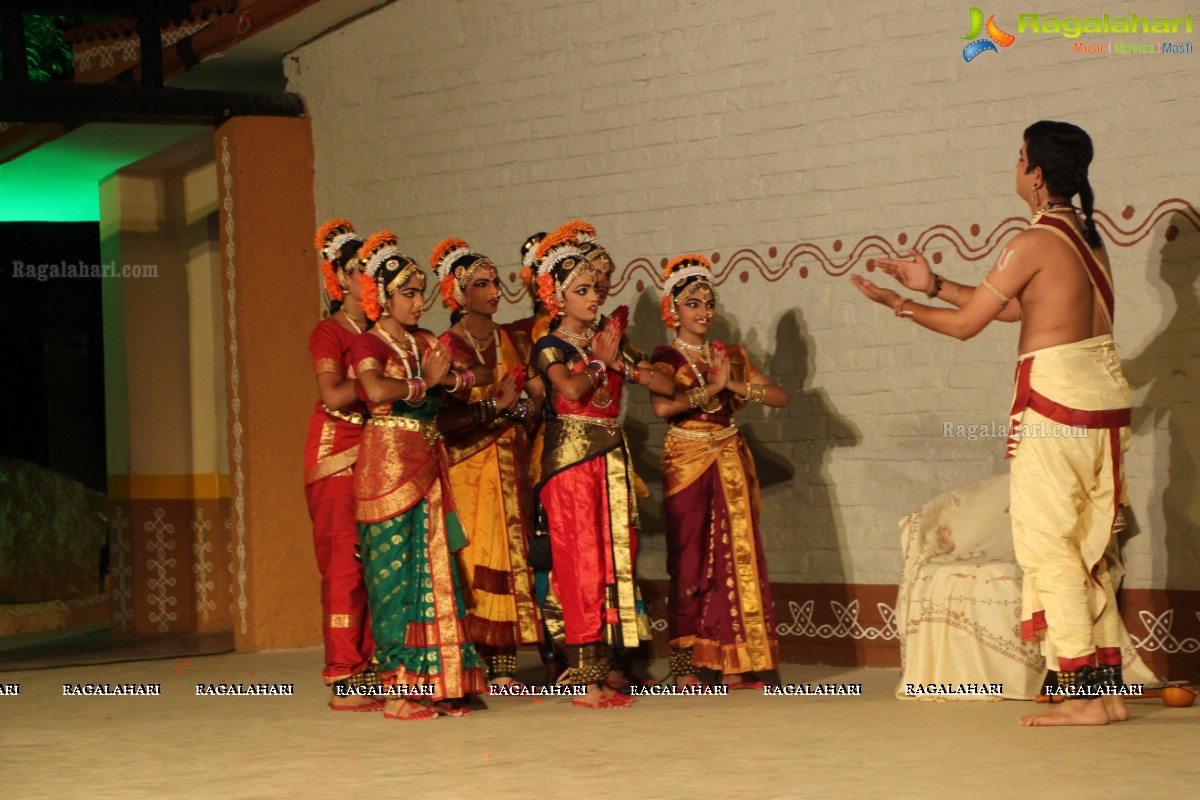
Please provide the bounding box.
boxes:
[0,124,209,222]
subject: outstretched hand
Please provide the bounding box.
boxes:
[850,274,902,309]
[869,248,934,294]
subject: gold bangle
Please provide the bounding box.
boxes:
[688,387,707,409]
[893,297,912,317]
[746,384,766,404]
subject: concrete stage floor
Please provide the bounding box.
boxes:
[2,648,1197,799]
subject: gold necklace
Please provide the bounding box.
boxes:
[374,322,417,381]
[559,325,595,345]
[673,336,711,359]
[458,318,499,366]
[674,338,720,413]
[340,309,365,334]
[1030,202,1075,225]
[562,334,611,409]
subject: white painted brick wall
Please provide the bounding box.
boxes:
[286,0,1200,590]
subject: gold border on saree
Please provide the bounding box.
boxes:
[667,423,738,441]
[557,413,621,429]
[366,415,440,443]
[322,403,364,426]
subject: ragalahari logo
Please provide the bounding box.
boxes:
[962,7,1016,61]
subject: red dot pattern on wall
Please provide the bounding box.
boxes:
[490,201,1198,301]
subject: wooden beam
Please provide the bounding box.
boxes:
[0,1,193,18]
[0,82,305,125]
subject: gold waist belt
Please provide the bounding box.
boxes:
[366,415,440,443]
[667,423,738,442]
[557,413,622,429]
[322,403,364,426]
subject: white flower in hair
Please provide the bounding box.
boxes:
[324,231,359,262]
[536,242,588,277]
[522,243,541,269]
[364,245,401,278]
[663,264,715,295]
[436,246,474,280]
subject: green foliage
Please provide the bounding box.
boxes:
[0,14,107,82]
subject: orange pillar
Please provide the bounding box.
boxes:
[215,116,321,651]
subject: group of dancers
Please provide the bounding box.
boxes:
[305,119,1137,726]
[303,218,788,719]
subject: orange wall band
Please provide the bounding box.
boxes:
[107,473,232,500]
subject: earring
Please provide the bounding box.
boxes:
[1029,184,1046,224]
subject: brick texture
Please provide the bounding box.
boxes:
[285,1,1200,592]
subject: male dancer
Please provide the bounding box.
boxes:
[853,121,1133,726]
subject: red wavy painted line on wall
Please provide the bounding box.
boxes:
[498,198,1199,301]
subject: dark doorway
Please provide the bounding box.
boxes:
[0,221,107,492]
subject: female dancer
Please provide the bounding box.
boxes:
[305,218,378,709]
[531,226,673,708]
[650,255,788,687]
[432,238,541,688]
[350,231,488,719]
[506,231,571,683]
[508,231,551,357]
[565,220,655,691]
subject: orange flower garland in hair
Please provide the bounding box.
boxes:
[320,261,342,301]
[520,232,547,298]
[314,217,356,301]
[536,272,559,316]
[558,220,597,240]
[431,237,470,312]
[534,226,583,261]
[561,220,610,266]
[534,227,585,317]
[357,231,400,321]
[360,270,381,320]
[660,254,712,328]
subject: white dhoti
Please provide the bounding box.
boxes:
[1007,334,1132,675]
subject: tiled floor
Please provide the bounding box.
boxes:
[2,648,1196,800]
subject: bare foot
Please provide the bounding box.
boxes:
[571,683,632,709]
[487,676,523,694]
[1018,699,1109,726]
[722,673,768,690]
[1102,695,1129,722]
[602,684,634,706]
[329,692,384,712]
[433,699,472,717]
[382,698,437,720]
[605,670,634,692]
[661,673,704,688]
